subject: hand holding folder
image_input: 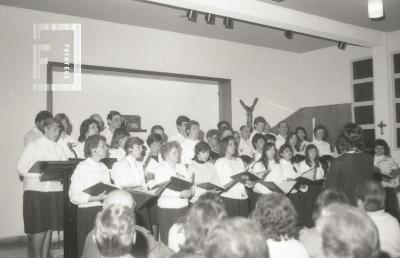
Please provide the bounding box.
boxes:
[258,180,297,195]
[230,171,261,185]
[295,168,325,187]
[149,176,193,196]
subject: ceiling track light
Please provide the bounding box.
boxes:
[205,13,216,25]
[186,9,197,22]
[284,30,293,40]
[337,41,347,50]
[223,17,234,29]
[368,0,384,19]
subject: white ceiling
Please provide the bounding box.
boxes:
[0,0,398,52]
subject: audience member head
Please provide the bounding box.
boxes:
[186,120,200,140]
[124,137,144,159]
[196,192,225,208]
[204,217,269,258]
[312,188,348,223]
[219,136,237,158]
[374,139,391,157]
[295,126,307,141]
[176,115,190,136]
[84,134,107,159]
[103,190,135,209]
[206,129,219,150]
[43,117,63,142]
[252,133,266,152]
[78,118,99,143]
[251,193,298,241]
[239,125,251,140]
[90,114,105,132]
[253,116,266,133]
[277,121,289,136]
[54,113,72,135]
[35,110,53,133]
[314,124,327,141]
[146,133,162,156]
[160,141,182,163]
[356,180,386,212]
[106,111,122,131]
[264,133,276,144]
[94,204,136,258]
[279,143,293,161]
[217,121,231,131]
[181,198,227,253]
[110,128,130,149]
[316,203,380,258]
[194,141,211,162]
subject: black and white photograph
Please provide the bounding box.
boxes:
[1,0,400,257]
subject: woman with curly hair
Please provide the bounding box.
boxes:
[325,123,374,205]
[251,193,309,258]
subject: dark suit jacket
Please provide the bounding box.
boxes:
[325,152,374,205]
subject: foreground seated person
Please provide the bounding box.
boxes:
[356,181,400,258]
[204,217,269,258]
[316,203,380,258]
[82,190,172,258]
[299,188,349,258]
[251,193,310,258]
[94,204,136,258]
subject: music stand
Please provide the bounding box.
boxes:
[29,160,78,258]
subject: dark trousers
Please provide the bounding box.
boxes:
[385,187,400,221]
[76,206,102,258]
[157,206,188,245]
[221,197,250,218]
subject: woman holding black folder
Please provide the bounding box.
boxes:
[215,136,250,217]
[69,134,113,258]
[17,117,67,258]
[153,141,192,244]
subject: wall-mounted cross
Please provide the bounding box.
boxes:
[377,121,387,135]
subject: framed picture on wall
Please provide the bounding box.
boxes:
[122,115,147,132]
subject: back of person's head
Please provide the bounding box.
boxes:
[312,188,349,222]
[204,217,269,258]
[196,192,225,208]
[176,115,190,126]
[181,199,227,253]
[356,180,386,212]
[103,190,135,209]
[316,203,379,258]
[94,204,136,257]
[35,110,53,124]
[251,193,298,241]
[336,123,364,152]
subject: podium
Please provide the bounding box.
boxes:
[29,160,78,258]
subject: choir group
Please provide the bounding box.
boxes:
[17,110,400,258]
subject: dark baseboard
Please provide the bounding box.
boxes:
[0,235,27,246]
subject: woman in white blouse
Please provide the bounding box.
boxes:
[295,127,309,154]
[108,127,130,161]
[154,141,193,244]
[252,133,266,162]
[111,137,146,189]
[298,144,325,227]
[215,136,250,217]
[188,141,220,203]
[180,120,200,165]
[69,134,114,257]
[17,117,67,258]
[74,118,99,159]
[279,143,307,226]
[250,142,283,210]
[55,113,77,159]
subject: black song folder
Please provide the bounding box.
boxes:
[258,180,297,194]
[83,182,118,196]
[231,171,261,185]
[196,182,225,192]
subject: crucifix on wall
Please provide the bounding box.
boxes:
[377,121,386,135]
[240,98,258,129]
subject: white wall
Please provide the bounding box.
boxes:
[0,5,302,238]
[53,72,219,139]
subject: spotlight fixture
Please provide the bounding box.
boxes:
[368,0,384,19]
[337,41,347,50]
[205,13,216,25]
[223,17,234,29]
[284,30,293,40]
[186,9,197,22]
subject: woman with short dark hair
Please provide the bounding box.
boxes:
[74,118,99,159]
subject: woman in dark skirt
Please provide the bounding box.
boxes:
[250,142,282,211]
[215,136,250,217]
[69,134,113,257]
[17,117,67,258]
